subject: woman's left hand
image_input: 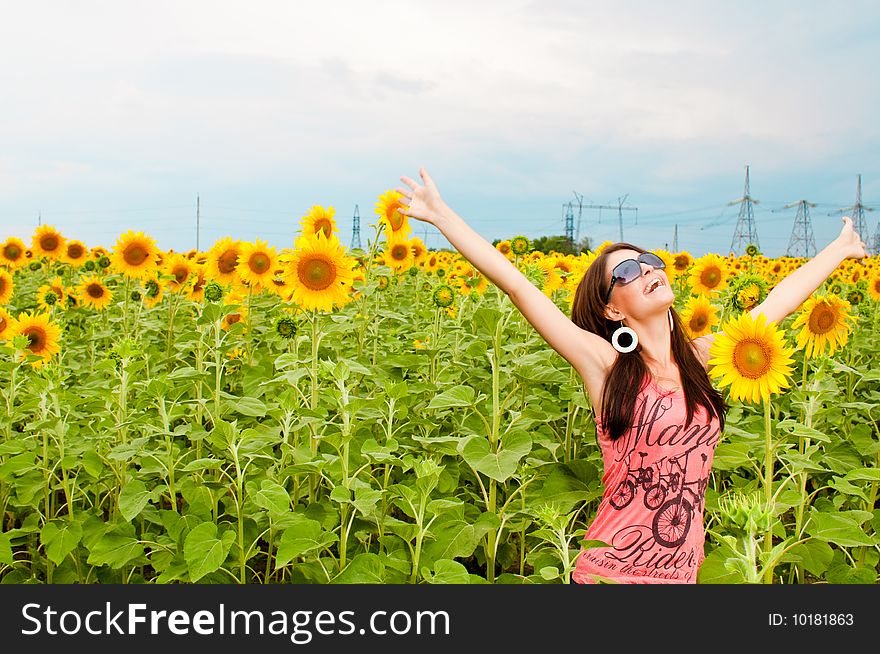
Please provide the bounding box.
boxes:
[835,216,868,259]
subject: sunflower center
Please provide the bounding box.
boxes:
[24,327,46,353]
[674,255,689,271]
[172,265,189,283]
[249,253,270,274]
[0,278,5,294]
[68,244,84,259]
[298,255,336,291]
[807,304,836,334]
[701,266,721,288]
[226,313,242,325]
[41,235,59,252]
[4,244,22,260]
[499,243,510,254]
[86,283,105,299]
[218,250,239,274]
[733,339,771,379]
[690,312,708,332]
[123,243,149,266]
[391,244,409,261]
[315,220,332,238]
[386,203,405,230]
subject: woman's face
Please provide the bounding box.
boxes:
[603,249,674,320]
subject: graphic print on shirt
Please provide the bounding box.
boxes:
[580,388,721,582]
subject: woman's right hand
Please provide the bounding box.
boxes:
[398,167,449,226]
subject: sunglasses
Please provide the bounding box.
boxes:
[605,252,666,303]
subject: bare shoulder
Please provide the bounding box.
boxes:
[690,333,716,370]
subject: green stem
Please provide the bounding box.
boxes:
[763,398,774,584]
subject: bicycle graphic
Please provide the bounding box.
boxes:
[651,447,710,548]
[608,452,670,510]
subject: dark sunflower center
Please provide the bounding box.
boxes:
[733,339,771,379]
[808,304,836,334]
[249,253,270,274]
[690,312,708,331]
[123,243,148,266]
[67,244,84,259]
[386,203,405,230]
[25,327,46,352]
[218,250,238,274]
[674,255,689,271]
[86,283,104,299]
[173,266,189,283]
[4,244,22,260]
[41,236,59,252]
[298,255,335,291]
[701,266,720,288]
[226,313,241,325]
[315,220,332,238]
[391,244,409,261]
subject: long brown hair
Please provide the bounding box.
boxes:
[570,243,727,441]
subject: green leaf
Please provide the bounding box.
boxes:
[712,443,754,471]
[182,458,223,472]
[426,385,475,409]
[786,540,834,578]
[0,531,11,565]
[825,564,877,584]
[333,553,385,583]
[118,479,153,521]
[275,515,336,568]
[251,480,290,515]
[184,522,235,582]
[228,396,267,417]
[471,307,503,335]
[806,510,876,547]
[40,520,83,565]
[423,559,471,584]
[460,430,532,482]
[86,530,146,569]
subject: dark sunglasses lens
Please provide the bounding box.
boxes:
[614,259,642,284]
[641,253,665,268]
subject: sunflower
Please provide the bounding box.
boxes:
[32,225,66,261]
[410,237,428,267]
[281,233,357,312]
[0,307,14,340]
[0,270,13,305]
[790,295,853,359]
[867,269,880,302]
[532,258,563,296]
[680,294,720,339]
[10,311,62,368]
[110,231,159,280]
[1,237,28,270]
[221,291,249,331]
[671,251,694,281]
[453,263,489,295]
[689,253,729,295]
[77,275,113,311]
[496,240,514,260]
[62,240,89,267]
[36,279,66,312]
[381,236,416,273]
[164,253,194,293]
[236,239,278,289]
[300,205,340,241]
[375,190,412,240]
[187,265,208,302]
[205,237,242,285]
[142,275,165,309]
[707,312,795,405]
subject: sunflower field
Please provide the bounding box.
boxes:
[1,193,879,584]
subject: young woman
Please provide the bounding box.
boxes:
[397,167,868,584]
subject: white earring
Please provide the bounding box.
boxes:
[611,321,638,353]
[668,308,674,332]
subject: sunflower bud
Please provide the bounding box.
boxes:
[130,290,142,302]
[204,281,224,302]
[432,284,455,308]
[29,261,42,271]
[275,316,298,340]
[83,259,96,272]
[510,235,531,256]
[98,255,111,269]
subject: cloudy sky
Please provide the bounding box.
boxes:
[1,1,878,257]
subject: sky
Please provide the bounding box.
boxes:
[1,0,878,258]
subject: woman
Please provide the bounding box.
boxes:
[397,167,868,584]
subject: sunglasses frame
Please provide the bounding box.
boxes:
[605,252,666,304]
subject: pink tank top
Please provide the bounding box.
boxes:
[572,376,721,584]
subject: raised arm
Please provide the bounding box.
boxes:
[691,215,867,365]
[398,168,616,380]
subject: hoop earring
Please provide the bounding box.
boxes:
[611,321,638,353]
[668,308,674,332]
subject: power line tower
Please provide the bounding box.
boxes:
[872,220,880,257]
[775,200,817,258]
[564,202,575,249]
[349,204,362,250]
[575,195,638,244]
[672,224,679,252]
[729,165,760,256]
[572,191,584,244]
[831,174,873,244]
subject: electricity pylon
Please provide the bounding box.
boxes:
[350,204,362,250]
[729,165,760,256]
[775,200,817,258]
[830,174,873,244]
